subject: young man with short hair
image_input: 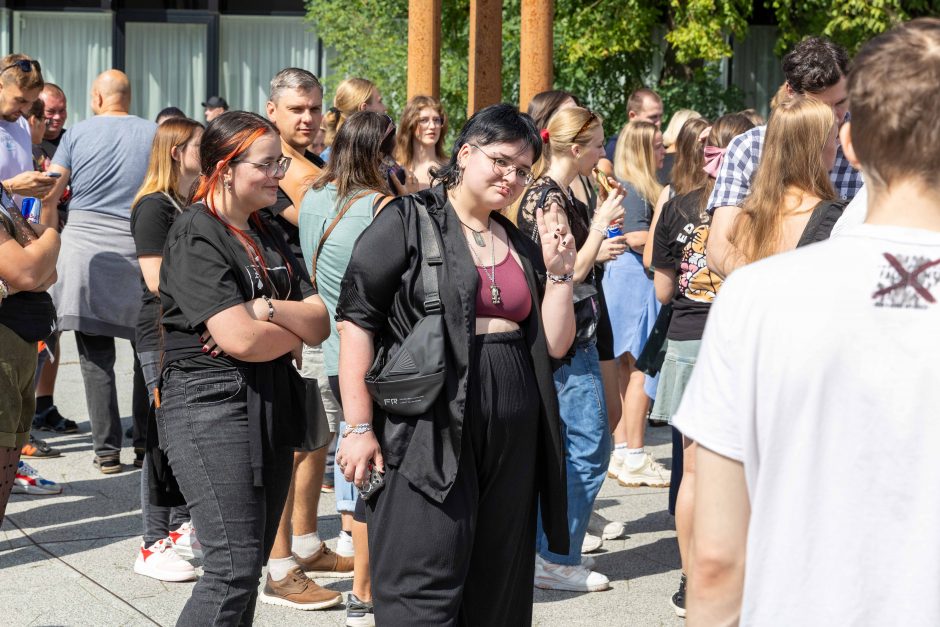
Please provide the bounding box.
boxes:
[602,87,664,163]
[675,18,940,625]
[705,37,864,277]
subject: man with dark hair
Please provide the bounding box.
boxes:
[202,95,228,122]
[706,36,863,277]
[155,106,185,124]
[603,87,664,162]
[676,18,940,625]
[257,67,348,613]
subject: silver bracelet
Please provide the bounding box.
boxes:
[547,272,574,284]
[262,295,275,320]
[343,423,373,437]
[590,225,606,236]
[0,277,8,300]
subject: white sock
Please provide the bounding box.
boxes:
[267,556,298,581]
[291,532,322,558]
[625,447,646,470]
[613,443,628,459]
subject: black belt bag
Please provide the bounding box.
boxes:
[365,204,446,416]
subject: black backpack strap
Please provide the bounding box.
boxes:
[416,204,443,314]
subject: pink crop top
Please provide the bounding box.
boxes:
[474,251,532,322]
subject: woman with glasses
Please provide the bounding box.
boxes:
[394,95,448,190]
[156,111,330,624]
[129,117,204,583]
[335,103,576,624]
[514,106,626,592]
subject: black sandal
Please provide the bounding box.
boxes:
[37,406,79,433]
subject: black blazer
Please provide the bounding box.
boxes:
[336,184,571,555]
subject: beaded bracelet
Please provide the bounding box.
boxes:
[547,272,574,284]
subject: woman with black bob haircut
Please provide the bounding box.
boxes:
[156,110,330,624]
[335,103,577,624]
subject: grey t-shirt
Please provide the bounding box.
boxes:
[52,115,157,219]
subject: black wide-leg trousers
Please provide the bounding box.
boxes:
[367,329,542,626]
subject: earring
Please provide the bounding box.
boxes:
[224,180,232,191]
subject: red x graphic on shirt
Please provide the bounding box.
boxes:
[871,253,940,303]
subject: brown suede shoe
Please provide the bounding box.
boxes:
[293,542,354,578]
[259,566,342,610]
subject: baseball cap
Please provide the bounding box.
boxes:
[202,96,228,109]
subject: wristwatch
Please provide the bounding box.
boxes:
[343,423,373,437]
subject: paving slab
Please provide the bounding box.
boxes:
[2,333,684,626]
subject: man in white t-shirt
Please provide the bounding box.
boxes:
[673,19,940,627]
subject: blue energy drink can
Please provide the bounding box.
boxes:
[606,224,623,238]
[21,197,41,223]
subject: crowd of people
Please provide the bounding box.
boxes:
[1,15,939,626]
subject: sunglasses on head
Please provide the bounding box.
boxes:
[1,59,40,76]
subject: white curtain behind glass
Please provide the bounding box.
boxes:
[13,11,113,124]
[220,16,320,116]
[126,22,207,123]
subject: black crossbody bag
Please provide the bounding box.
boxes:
[364,204,446,416]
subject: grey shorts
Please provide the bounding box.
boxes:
[650,339,701,425]
[299,343,342,433]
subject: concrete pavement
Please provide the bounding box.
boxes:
[1,333,684,626]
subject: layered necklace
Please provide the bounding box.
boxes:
[462,218,502,305]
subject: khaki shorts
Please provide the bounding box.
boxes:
[0,324,38,448]
[299,343,342,433]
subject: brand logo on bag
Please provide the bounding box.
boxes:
[384,396,424,405]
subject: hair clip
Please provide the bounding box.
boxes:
[540,128,550,142]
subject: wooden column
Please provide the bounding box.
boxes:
[468,0,503,116]
[519,0,553,112]
[407,0,441,100]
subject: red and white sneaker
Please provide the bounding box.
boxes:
[134,538,197,582]
[169,521,203,560]
[11,460,62,495]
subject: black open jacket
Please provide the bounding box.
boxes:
[336,185,571,555]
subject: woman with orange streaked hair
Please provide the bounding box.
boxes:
[155,110,332,623]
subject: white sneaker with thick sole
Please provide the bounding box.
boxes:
[617,453,670,488]
[534,555,610,592]
[588,511,626,540]
[580,532,603,554]
[336,530,354,558]
[169,521,204,560]
[607,452,625,479]
[12,460,62,495]
[134,538,197,582]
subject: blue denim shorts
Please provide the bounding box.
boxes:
[650,339,701,425]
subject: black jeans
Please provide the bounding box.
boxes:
[157,366,293,626]
[74,331,148,457]
[138,350,190,545]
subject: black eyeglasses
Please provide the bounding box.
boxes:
[0,59,40,76]
[234,155,291,178]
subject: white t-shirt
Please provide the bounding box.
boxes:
[831,182,868,237]
[0,116,34,202]
[673,223,940,626]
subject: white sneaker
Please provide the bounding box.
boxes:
[607,452,625,479]
[581,555,596,570]
[169,521,203,560]
[617,453,670,488]
[588,511,626,540]
[336,530,354,558]
[534,555,610,592]
[580,532,603,554]
[11,460,62,495]
[134,538,197,582]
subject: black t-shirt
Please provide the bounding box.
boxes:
[130,192,181,352]
[658,152,676,186]
[259,150,325,262]
[652,188,722,341]
[159,203,315,370]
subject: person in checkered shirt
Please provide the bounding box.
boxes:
[706,37,864,277]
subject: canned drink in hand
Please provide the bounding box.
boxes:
[21,197,41,223]
[606,224,623,238]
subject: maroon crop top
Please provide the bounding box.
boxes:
[474,251,532,322]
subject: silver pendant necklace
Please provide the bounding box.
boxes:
[460,219,488,248]
[467,226,501,305]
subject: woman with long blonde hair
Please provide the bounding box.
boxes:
[659,108,701,183]
[129,117,203,581]
[320,78,387,162]
[728,96,841,269]
[394,95,448,189]
[604,120,670,491]
[515,105,626,590]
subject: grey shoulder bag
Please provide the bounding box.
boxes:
[364,204,446,416]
